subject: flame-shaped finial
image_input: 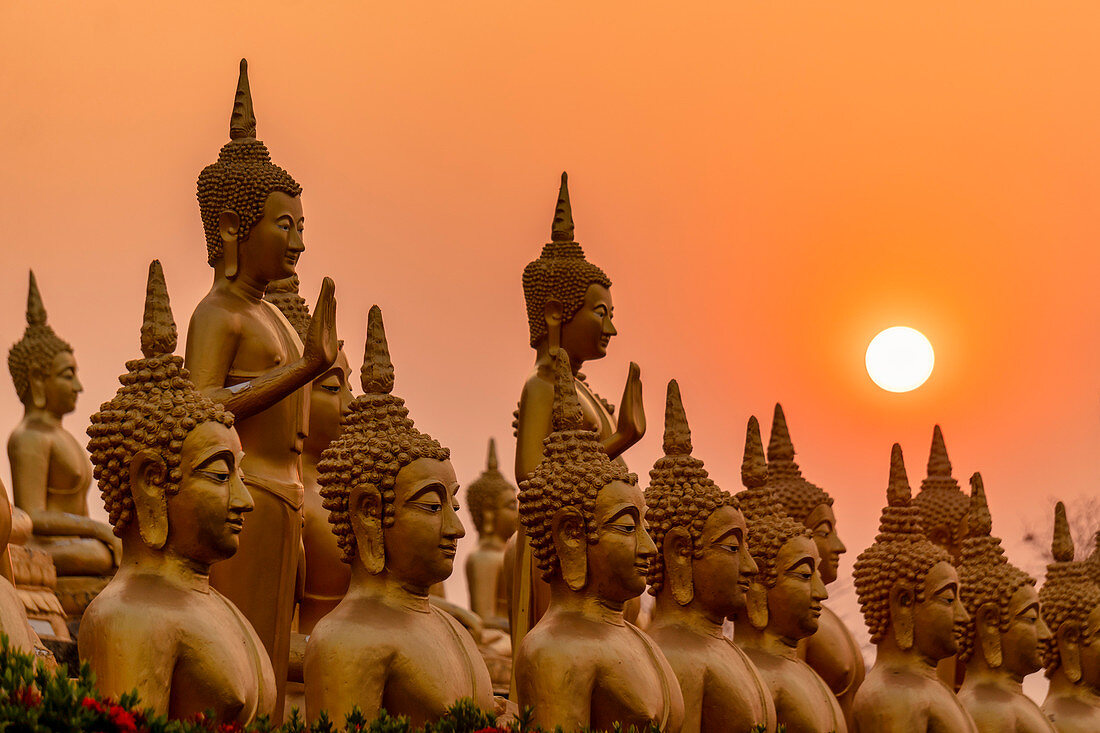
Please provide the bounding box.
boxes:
[927,424,952,478]
[967,472,992,538]
[742,416,769,489]
[661,380,692,456]
[140,260,177,358]
[550,349,585,432]
[25,271,47,327]
[360,305,395,395]
[487,437,499,471]
[767,403,795,462]
[887,443,912,507]
[550,172,575,242]
[229,59,257,140]
[1052,501,1075,563]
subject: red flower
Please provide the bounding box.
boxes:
[109,704,138,732]
[15,685,42,706]
[82,696,106,713]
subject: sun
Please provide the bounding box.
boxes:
[865,327,935,393]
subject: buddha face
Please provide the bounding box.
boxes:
[382,457,465,590]
[167,421,253,566]
[491,490,519,542]
[1079,605,1100,691]
[559,283,616,363]
[31,350,81,416]
[913,561,967,663]
[306,349,352,454]
[766,535,827,642]
[804,503,845,585]
[585,479,656,604]
[237,191,305,284]
[999,585,1049,679]
[691,505,758,623]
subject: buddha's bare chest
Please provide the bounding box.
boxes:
[229,307,300,379]
[764,657,845,733]
[804,608,863,696]
[590,635,670,731]
[382,621,487,716]
[171,599,271,722]
[46,430,91,509]
[702,650,773,731]
[1010,700,1057,733]
[923,686,978,733]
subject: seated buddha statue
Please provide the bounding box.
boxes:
[79,261,275,723]
[644,381,776,733]
[1039,502,1100,732]
[304,306,494,726]
[512,172,646,646]
[851,444,976,733]
[767,403,863,725]
[265,276,353,634]
[1,477,55,666]
[465,438,518,629]
[956,473,1055,733]
[734,415,846,733]
[514,350,683,732]
[7,271,119,616]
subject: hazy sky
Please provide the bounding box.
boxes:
[3,2,1100,695]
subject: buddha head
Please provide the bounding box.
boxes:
[265,276,352,455]
[8,271,80,416]
[466,439,518,545]
[644,381,756,623]
[1039,502,1100,688]
[854,444,966,664]
[86,261,252,566]
[197,59,304,284]
[518,349,653,604]
[521,173,615,364]
[735,416,825,641]
[957,473,1049,679]
[912,425,970,562]
[766,403,845,585]
[317,306,462,590]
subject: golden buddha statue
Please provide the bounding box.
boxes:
[644,381,776,733]
[913,425,970,563]
[1039,502,1100,732]
[514,349,682,732]
[304,306,494,726]
[7,271,119,616]
[0,478,54,664]
[956,473,1055,733]
[186,60,339,715]
[767,403,863,725]
[512,172,646,647]
[79,261,275,722]
[851,444,976,733]
[734,415,845,733]
[265,276,353,634]
[465,438,518,628]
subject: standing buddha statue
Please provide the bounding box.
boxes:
[851,444,976,733]
[644,381,776,733]
[7,271,119,617]
[514,350,682,732]
[512,171,646,661]
[956,473,1055,733]
[465,438,518,629]
[265,276,353,634]
[304,306,494,725]
[766,403,863,725]
[734,416,845,733]
[186,60,339,716]
[80,261,275,722]
[1039,502,1100,732]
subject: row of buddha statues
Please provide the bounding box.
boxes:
[2,57,1100,733]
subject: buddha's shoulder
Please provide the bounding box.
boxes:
[188,291,247,331]
[8,417,58,448]
[519,369,555,401]
[307,601,405,654]
[519,618,615,661]
[646,624,714,668]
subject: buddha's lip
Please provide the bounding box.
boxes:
[439,544,457,557]
[809,605,822,615]
[226,518,245,532]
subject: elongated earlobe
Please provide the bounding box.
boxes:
[664,527,694,606]
[890,585,916,650]
[219,210,241,279]
[349,484,385,574]
[552,506,587,591]
[130,450,168,550]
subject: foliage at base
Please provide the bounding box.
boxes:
[0,635,774,732]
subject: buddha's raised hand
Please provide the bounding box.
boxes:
[304,277,339,371]
[615,361,646,448]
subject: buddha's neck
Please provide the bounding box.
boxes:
[347,562,432,614]
[119,534,211,593]
[22,405,62,427]
[653,590,724,639]
[1049,667,1100,702]
[212,263,268,303]
[534,341,582,375]
[477,534,505,551]
[547,577,627,625]
[964,652,1025,692]
[874,630,941,677]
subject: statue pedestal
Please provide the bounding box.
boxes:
[55,575,111,621]
[7,545,70,640]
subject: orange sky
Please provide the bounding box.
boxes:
[4,2,1100,683]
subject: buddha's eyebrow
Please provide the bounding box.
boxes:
[934,581,958,596]
[1017,602,1039,616]
[606,505,639,523]
[714,527,742,543]
[196,449,235,470]
[787,557,815,573]
[408,483,447,502]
